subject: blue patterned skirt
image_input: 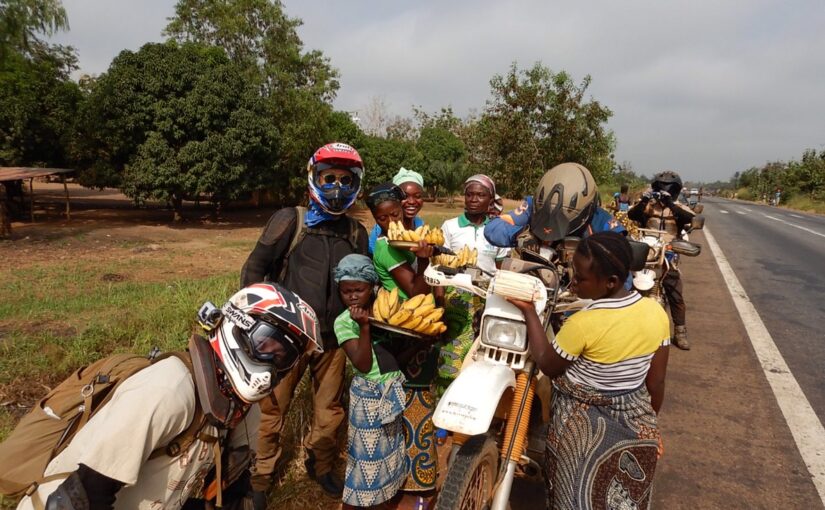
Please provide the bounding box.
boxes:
[343,374,408,507]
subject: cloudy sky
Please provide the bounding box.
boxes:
[50,0,825,183]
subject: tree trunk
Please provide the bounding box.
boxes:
[0,199,10,239]
[172,194,184,222]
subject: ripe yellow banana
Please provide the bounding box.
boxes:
[422,321,444,336]
[387,287,400,316]
[388,308,413,326]
[403,293,427,311]
[372,298,384,321]
[416,302,436,316]
[401,315,423,331]
[380,290,393,320]
[423,307,444,323]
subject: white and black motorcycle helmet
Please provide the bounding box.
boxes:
[206,284,322,403]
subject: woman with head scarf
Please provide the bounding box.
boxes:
[436,176,511,394]
[366,183,433,297]
[367,168,426,255]
[440,174,510,276]
[365,183,441,498]
[333,254,407,509]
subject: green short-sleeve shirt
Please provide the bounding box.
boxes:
[334,309,402,384]
[372,237,416,299]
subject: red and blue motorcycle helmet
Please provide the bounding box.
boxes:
[307,143,364,214]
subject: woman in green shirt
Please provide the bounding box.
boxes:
[365,183,441,496]
[366,183,433,298]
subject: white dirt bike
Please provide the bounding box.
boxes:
[424,255,587,510]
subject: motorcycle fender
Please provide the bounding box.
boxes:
[433,359,516,435]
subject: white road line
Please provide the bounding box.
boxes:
[790,214,804,219]
[736,210,747,215]
[719,210,729,214]
[763,214,825,239]
[704,227,825,504]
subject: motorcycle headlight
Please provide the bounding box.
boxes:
[482,317,527,351]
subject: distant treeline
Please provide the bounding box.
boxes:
[3,0,628,219]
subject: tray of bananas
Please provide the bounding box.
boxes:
[431,245,478,269]
[387,221,445,248]
[371,288,448,338]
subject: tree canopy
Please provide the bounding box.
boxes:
[0,0,68,59]
[471,62,615,197]
[74,42,279,220]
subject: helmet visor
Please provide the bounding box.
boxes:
[247,321,301,372]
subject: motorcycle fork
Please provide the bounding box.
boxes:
[491,363,537,510]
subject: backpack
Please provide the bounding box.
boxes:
[275,205,361,282]
[0,351,205,497]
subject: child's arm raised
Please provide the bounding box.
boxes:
[341,305,374,374]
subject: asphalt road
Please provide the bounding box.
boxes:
[698,197,825,421]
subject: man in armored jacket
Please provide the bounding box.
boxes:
[241,143,369,499]
[628,170,696,350]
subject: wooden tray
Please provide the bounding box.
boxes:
[369,318,429,339]
[387,240,420,250]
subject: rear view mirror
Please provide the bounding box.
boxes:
[628,240,650,271]
[693,204,704,214]
[691,215,705,231]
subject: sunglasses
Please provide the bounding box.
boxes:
[320,173,354,186]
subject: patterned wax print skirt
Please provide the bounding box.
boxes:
[436,288,482,392]
[544,375,661,510]
[401,387,438,491]
[343,374,408,507]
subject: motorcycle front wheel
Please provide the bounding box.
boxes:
[435,434,499,510]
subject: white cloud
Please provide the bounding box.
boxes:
[49,0,825,182]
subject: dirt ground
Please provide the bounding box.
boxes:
[3,184,821,509]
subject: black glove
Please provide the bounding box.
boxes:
[46,472,90,510]
[641,191,653,203]
[658,190,673,206]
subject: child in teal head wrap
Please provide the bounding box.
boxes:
[333,254,407,506]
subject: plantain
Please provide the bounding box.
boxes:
[423,307,444,323]
[423,321,444,336]
[401,315,423,331]
[388,308,413,326]
[387,287,400,316]
[403,293,428,311]
[380,290,393,320]
[373,296,385,321]
[415,302,435,316]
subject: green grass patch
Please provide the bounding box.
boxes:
[784,195,825,214]
[0,257,238,391]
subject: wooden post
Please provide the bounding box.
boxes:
[62,173,71,221]
[29,178,34,223]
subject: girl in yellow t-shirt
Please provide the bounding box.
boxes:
[509,231,670,510]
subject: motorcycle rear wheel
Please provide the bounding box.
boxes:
[435,435,499,510]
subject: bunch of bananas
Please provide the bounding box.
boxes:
[372,290,448,336]
[387,221,445,245]
[431,245,478,268]
[614,211,640,239]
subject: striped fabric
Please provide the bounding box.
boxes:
[553,292,670,391]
